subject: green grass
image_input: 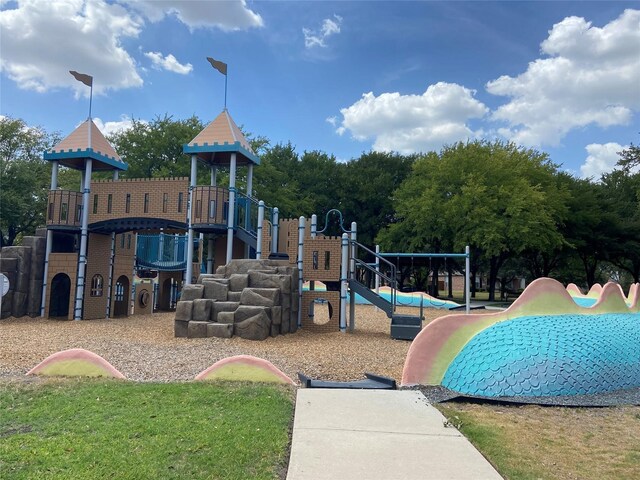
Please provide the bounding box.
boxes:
[0,379,294,480]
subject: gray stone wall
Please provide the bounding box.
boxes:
[0,231,46,319]
[174,259,300,340]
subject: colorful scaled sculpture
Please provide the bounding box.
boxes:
[402,278,640,397]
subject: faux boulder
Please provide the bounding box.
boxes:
[234,310,271,341]
[181,284,204,301]
[174,259,298,340]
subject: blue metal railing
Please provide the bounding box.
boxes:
[136,233,188,271]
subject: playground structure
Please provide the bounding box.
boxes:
[0,65,472,338]
[36,108,279,321]
[172,208,471,340]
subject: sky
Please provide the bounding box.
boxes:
[1,0,639,179]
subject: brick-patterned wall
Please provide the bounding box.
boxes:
[301,290,341,333]
[279,218,299,263]
[89,177,189,224]
[260,219,272,257]
[303,236,343,282]
[83,233,111,320]
[45,253,77,320]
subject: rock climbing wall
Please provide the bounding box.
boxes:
[174,259,299,340]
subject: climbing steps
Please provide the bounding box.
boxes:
[390,313,423,340]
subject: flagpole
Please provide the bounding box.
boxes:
[89,83,93,120]
[224,69,228,110]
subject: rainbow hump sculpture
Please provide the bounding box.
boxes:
[402,278,640,397]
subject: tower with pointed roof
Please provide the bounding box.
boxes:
[41,119,128,320]
[182,108,272,284]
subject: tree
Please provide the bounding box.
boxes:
[0,117,60,246]
[253,142,312,218]
[108,114,204,179]
[341,151,416,247]
[617,142,640,172]
[600,169,640,283]
[378,141,569,301]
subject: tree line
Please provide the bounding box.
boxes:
[1,115,638,300]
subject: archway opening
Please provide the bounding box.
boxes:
[308,298,333,326]
[113,275,130,317]
[49,273,71,318]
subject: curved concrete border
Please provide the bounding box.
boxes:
[26,348,126,379]
[195,355,295,384]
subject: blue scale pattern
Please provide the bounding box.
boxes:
[441,314,640,397]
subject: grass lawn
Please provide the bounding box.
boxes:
[0,379,294,480]
[438,402,640,480]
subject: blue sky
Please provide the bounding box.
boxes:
[1,1,639,178]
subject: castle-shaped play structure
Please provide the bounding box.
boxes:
[39,106,278,322]
[1,65,431,340]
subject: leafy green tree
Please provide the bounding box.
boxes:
[253,142,312,218]
[378,141,568,301]
[108,114,204,179]
[0,117,60,246]
[617,142,640,172]
[341,151,416,247]
[600,169,640,282]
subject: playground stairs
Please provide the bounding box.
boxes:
[348,278,422,340]
[235,225,257,250]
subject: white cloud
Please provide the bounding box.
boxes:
[0,0,261,95]
[325,116,337,127]
[144,51,192,75]
[487,9,640,147]
[335,82,488,154]
[0,0,143,95]
[580,142,627,179]
[303,15,342,48]
[93,115,138,137]
[125,0,263,31]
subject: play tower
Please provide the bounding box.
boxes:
[40,108,276,321]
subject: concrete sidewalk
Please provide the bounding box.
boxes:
[286,389,503,480]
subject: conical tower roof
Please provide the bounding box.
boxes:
[44,119,127,171]
[183,109,259,166]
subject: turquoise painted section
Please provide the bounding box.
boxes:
[182,142,260,165]
[442,313,640,397]
[571,297,597,307]
[43,148,128,171]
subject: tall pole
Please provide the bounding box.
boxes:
[224,68,228,110]
[74,158,92,320]
[256,201,265,259]
[340,233,349,333]
[465,245,471,314]
[226,153,237,263]
[297,216,305,328]
[185,155,197,284]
